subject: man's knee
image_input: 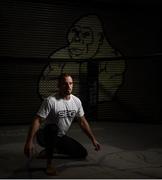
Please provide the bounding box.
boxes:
[36,124,58,147]
[36,129,45,147]
[81,148,88,159]
[72,148,88,159]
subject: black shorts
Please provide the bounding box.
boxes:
[36,124,88,158]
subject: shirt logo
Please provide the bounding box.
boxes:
[58,110,76,118]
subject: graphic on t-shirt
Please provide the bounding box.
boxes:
[38,14,126,102]
[58,110,76,119]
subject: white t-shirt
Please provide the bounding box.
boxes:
[37,93,84,136]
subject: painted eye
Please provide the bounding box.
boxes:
[71,27,80,35]
[71,28,76,33]
[83,32,90,38]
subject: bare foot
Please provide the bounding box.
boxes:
[46,165,58,176]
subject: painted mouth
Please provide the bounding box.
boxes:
[69,48,83,55]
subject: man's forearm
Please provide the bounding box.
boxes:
[25,116,41,144]
[79,116,101,151]
[79,117,96,142]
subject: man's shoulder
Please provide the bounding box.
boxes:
[71,94,82,104]
[46,93,59,102]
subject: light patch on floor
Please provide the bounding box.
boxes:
[0,122,162,178]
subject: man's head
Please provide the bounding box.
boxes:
[58,73,73,97]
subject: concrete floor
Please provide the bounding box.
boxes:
[0,121,162,178]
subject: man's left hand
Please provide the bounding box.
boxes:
[92,139,101,151]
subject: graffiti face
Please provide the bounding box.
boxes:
[67,15,104,59]
[68,25,94,59]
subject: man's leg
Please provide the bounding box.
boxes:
[37,124,58,175]
[57,135,88,159]
[44,124,59,175]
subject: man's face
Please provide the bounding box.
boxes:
[59,76,73,96]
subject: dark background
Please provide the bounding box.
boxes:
[0,0,161,124]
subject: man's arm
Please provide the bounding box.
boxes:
[78,116,101,151]
[24,115,42,158]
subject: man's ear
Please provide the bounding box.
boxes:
[98,32,104,45]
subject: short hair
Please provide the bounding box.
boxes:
[57,73,73,87]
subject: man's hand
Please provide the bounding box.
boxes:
[24,141,35,158]
[92,139,101,151]
[78,116,101,151]
[24,116,41,158]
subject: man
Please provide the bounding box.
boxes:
[24,73,101,176]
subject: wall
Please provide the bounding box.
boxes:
[0,0,161,124]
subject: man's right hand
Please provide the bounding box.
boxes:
[24,141,34,158]
[23,116,41,158]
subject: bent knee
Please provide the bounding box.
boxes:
[72,148,88,159]
[81,149,88,159]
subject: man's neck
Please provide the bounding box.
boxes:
[59,92,71,100]
[63,95,71,100]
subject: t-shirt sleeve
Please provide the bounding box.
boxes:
[37,98,51,118]
[76,100,84,118]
